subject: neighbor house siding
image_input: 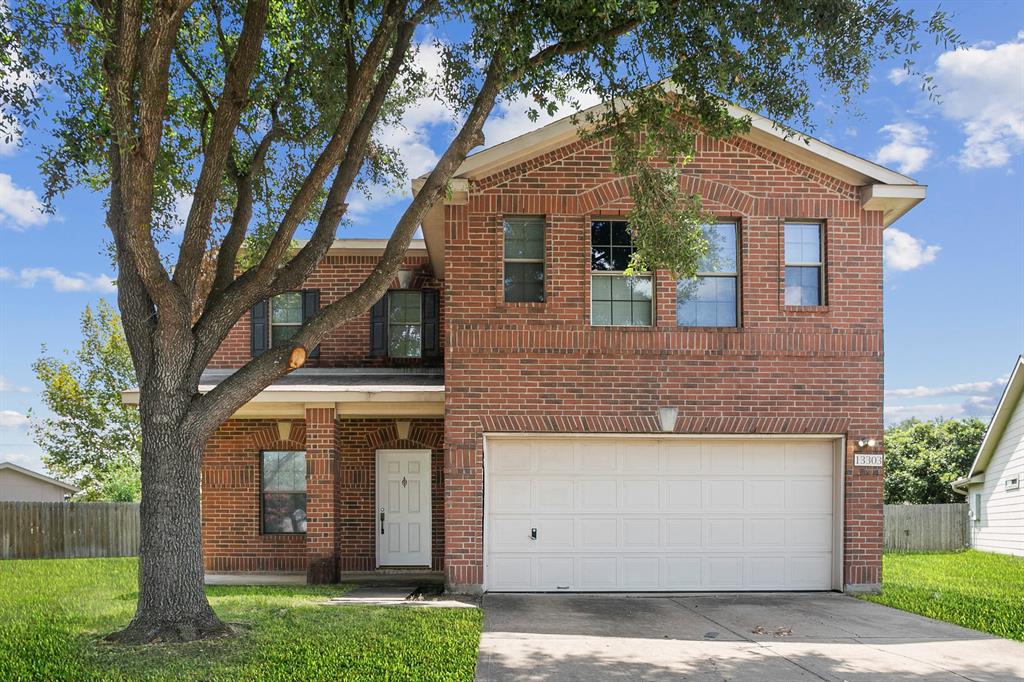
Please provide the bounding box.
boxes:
[0,469,72,502]
[443,132,886,591]
[969,390,1024,556]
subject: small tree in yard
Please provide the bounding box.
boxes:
[1,0,956,643]
[31,299,142,501]
[885,417,987,505]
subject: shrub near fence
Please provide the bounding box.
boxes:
[883,503,969,552]
[0,501,140,560]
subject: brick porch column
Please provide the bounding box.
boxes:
[305,403,338,584]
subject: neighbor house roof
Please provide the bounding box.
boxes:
[122,368,444,419]
[952,356,1024,493]
[295,238,427,255]
[0,462,81,493]
[412,94,926,277]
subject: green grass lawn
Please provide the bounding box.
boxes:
[0,557,481,681]
[861,550,1024,642]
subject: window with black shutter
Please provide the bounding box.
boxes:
[250,289,321,357]
[369,289,440,358]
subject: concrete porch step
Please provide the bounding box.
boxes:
[338,569,444,586]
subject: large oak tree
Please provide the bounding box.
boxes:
[1,0,955,643]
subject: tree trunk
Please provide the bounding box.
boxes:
[107,387,230,644]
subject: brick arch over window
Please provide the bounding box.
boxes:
[576,173,757,216]
[362,421,443,451]
[246,421,307,451]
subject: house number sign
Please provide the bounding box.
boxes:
[854,453,883,467]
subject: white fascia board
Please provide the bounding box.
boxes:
[968,356,1024,478]
[860,184,928,227]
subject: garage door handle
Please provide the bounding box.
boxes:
[530,528,537,540]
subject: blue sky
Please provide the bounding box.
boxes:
[1,0,1022,474]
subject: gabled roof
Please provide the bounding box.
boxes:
[0,462,81,492]
[413,94,926,277]
[959,356,1024,484]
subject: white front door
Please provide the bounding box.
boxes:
[376,449,432,567]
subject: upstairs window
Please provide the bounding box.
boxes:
[270,292,303,347]
[503,216,545,302]
[784,222,825,306]
[250,290,320,358]
[261,451,306,534]
[590,220,652,326]
[388,291,423,358]
[370,289,440,359]
[677,222,739,327]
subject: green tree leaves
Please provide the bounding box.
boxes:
[30,300,141,501]
[884,418,987,505]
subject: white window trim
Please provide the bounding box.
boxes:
[388,290,423,358]
[590,218,653,327]
[678,221,740,327]
[783,221,826,306]
[270,293,303,348]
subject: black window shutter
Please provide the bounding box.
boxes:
[250,299,269,357]
[302,290,320,358]
[421,289,440,357]
[369,294,388,357]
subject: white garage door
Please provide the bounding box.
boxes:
[485,437,839,592]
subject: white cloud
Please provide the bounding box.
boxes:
[0,376,31,393]
[887,68,909,86]
[482,88,602,148]
[883,227,940,271]
[874,122,932,175]
[0,173,47,229]
[884,373,1008,424]
[0,266,116,293]
[885,377,1006,399]
[0,410,29,428]
[934,33,1024,169]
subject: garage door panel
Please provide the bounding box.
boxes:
[747,557,787,587]
[664,480,701,510]
[491,479,531,512]
[662,442,701,473]
[748,479,787,509]
[622,441,660,472]
[486,437,837,592]
[705,518,745,547]
[580,480,617,510]
[748,518,787,547]
[578,517,618,548]
[536,441,573,472]
[579,557,618,588]
[703,480,745,510]
[704,557,744,588]
[622,518,660,547]
[621,480,660,510]
[745,443,787,473]
[665,558,702,588]
[535,479,572,511]
[788,517,833,549]
[706,443,744,472]
[623,557,660,588]
[787,479,832,511]
[537,517,574,549]
[579,442,617,472]
[665,518,702,547]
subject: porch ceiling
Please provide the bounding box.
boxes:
[121,368,445,418]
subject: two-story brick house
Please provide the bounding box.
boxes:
[128,103,924,594]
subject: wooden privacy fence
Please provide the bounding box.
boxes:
[883,503,969,552]
[0,501,140,560]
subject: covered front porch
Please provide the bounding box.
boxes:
[126,368,445,585]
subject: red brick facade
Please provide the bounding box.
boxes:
[208,251,443,370]
[202,417,444,575]
[201,128,889,593]
[442,132,885,591]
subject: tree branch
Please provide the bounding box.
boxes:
[173,0,272,302]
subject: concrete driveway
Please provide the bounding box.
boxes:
[476,593,1024,681]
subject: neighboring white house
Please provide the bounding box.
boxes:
[0,462,80,502]
[952,356,1024,556]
